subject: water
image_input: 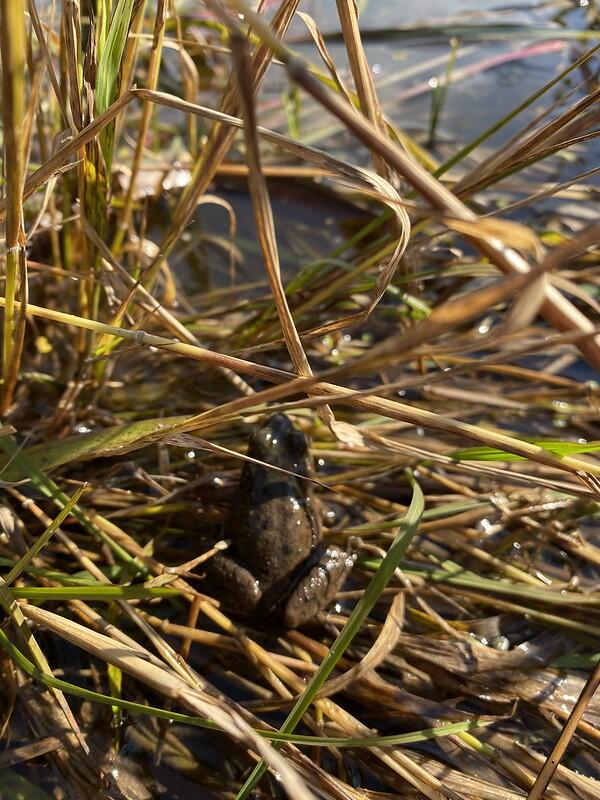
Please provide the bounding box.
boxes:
[162,0,599,293]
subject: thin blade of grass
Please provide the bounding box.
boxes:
[452,440,600,462]
[427,37,459,147]
[4,485,86,585]
[10,586,179,601]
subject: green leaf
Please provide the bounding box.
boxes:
[451,439,600,462]
[95,0,136,167]
[0,414,191,482]
[11,586,178,602]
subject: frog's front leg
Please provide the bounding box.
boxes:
[208,553,262,614]
[281,544,355,629]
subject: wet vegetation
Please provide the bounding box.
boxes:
[1,1,600,798]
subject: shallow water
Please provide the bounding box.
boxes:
[282,0,598,158]
[162,0,599,295]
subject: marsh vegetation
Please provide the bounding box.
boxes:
[0,1,600,798]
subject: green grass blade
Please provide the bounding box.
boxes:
[427,37,459,146]
[452,439,600,462]
[10,586,179,601]
[4,485,86,585]
[0,414,191,482]
[0,626,488,746]
[96,0,136,114]
[95,0,136,166]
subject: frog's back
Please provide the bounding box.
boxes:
[227,414,320,589]
[229,462,318,585]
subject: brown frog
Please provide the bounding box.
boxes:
[209,413,354,628]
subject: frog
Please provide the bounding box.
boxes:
[208,413,355,628]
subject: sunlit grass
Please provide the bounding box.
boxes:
[0,1,599,798]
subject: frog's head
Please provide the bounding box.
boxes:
[248,413,311,472]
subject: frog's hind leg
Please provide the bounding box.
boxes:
[281,544,355,629]
[205,554,262,614]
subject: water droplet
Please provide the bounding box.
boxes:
[491,635,510,651]
[477,518,494,535]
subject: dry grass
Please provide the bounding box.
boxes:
[0,2,600,799]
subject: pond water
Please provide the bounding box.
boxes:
[171,0,599,293]
[286,0,596,151]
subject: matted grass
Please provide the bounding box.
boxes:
[0,2,599,799]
